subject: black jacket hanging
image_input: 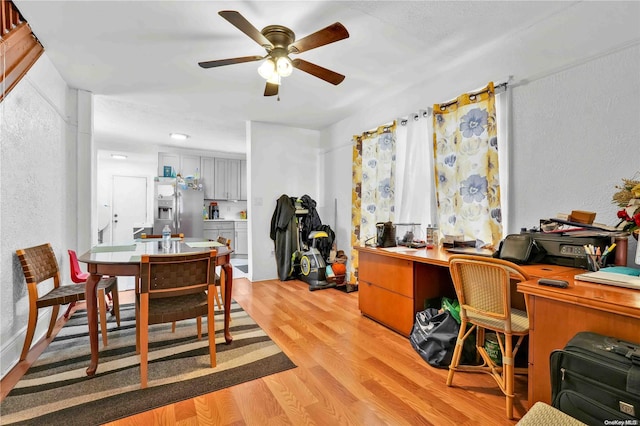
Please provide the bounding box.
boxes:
[270,194,298,281]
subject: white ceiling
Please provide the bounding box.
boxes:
[14,1,640,156]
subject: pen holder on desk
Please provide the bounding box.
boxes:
[586,254,600,271]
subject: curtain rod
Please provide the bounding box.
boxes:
[398,81,509,125]
[436,81,508,110]
[398,108,431,126]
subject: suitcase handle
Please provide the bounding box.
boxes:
[612,346,640,366]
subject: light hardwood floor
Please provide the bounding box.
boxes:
[2,278,527,425]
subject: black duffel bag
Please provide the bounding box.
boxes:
[409,308,459,368]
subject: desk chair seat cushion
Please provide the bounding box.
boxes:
[517,402,587,425]
[467,308,529,334]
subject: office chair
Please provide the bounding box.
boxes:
[15,243,119,361]
[137,249,217,388]
[446,254,531,419]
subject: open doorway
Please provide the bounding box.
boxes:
[111,175,147,243]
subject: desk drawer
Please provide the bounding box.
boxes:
[359,280,414,336]
[358,251,413,297]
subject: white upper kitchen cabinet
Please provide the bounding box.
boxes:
[157,153,180,177]
[213,158,240,200]
[158,152,201,178]
[201,157,216,200]
[180,155,201,178]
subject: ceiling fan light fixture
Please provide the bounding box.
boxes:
[276,56,293,77]
[258,58,276,80]
[267,73,281,86]
[200,11,350,96]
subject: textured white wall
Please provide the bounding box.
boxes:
[248,122,321,282]
[0,55,75,377]
[511,45,640,262]
[321,43,640,268]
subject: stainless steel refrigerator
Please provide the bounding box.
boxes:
[153,178,204,238]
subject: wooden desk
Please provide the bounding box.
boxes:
[518,271,640,407]
[79,240,234,376]
[356,246,575,337]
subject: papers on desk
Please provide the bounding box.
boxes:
[380,246,420,252]
[575,267,640,290]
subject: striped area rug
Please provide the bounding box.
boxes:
[1,302,296,425]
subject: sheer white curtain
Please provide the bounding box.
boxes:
[495,85,511,237]
[395,83,510,243]
[395,110,436,239]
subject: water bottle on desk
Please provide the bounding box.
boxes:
[162,225,171,250]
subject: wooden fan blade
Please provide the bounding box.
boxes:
[289,22,349,54]
[219,10,273,49]
[264,82,279,97]
[292,59,345,85]
[198,55,263,69]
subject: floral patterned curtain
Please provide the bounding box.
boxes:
[350,124,396,282]
[432,82,502,247]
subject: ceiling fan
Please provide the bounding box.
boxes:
[198,11,349,97]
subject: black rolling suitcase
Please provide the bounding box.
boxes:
[550,331,640,425]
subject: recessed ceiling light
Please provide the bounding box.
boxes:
[170,132,190,140]
[111,154,128,160]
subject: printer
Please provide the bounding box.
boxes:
[521,230,612,269]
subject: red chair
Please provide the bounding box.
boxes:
[67,250,121,346]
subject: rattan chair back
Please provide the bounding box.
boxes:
[450,256,529,332]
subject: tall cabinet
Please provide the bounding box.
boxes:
[201,157,216,200]
[158,152,200,178]
[213,158,241,200]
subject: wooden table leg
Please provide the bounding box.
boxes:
[222,260,233,344]
[85,273,101,376]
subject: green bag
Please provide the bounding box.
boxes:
[441,297,461,324]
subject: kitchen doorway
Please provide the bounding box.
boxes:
[111,175,148,243]
[111,175,147,290]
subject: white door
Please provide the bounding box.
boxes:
[112,176,147,243]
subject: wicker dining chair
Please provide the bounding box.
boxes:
[137,249,217,388]
[214,236,232,307]
[446,254,531,419]
[170,237,227,334]
[16,243,119,361]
